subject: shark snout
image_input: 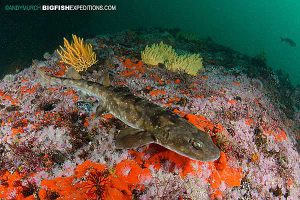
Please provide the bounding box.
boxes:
[187,130,221,161]
[205,143,220,161]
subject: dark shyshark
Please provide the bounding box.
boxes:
[36,68,220,161]
[281,37,296,47]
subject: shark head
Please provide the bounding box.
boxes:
[157,115,220,162]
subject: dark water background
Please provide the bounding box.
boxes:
[1,0,299,85]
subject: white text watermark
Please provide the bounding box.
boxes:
[4,4,117,11]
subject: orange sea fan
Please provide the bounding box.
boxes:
[57,34,98,72]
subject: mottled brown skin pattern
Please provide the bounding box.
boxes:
[38,70,220,161]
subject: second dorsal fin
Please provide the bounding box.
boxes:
[102,70,111,86]
[65,67,81,80]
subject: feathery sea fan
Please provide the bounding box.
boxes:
[57,34,98,72]
[165,53,203,76]
[141,42,176,66]
[141,41,203,75]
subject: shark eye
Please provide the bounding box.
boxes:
[191,140,204,150]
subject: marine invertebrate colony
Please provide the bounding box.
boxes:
[57,34,97,72]
[141,42,176,66]
[141,41,203,75]
[165,53,203,76]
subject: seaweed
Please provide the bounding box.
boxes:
[45,190,60,200]
[22,181,38,198]
[5,105,21,112]
[253,127,268,149]
[7,138,47,172]
[0,143,5,169]
[64,111,93,151]
[49,150,66,165]
[38,100,59,111]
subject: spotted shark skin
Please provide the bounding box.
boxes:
[37,69,220,161]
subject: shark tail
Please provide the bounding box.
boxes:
[36,67,105,97]
[36,68,64,85]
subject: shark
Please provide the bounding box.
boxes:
[281,37,296,47]
[36,68,220,161]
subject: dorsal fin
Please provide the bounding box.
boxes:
[65,67,81,80]
[102,70,111,86]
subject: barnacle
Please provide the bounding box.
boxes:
[57,34,98,72]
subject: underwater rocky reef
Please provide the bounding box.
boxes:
[0,28,299,200]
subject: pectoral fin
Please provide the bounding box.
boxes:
[115,127,155,149]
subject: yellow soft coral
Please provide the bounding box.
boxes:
[165,54,203,76]
[141,41,203,76]
[141,42,176,66]
[57,34,97,72]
